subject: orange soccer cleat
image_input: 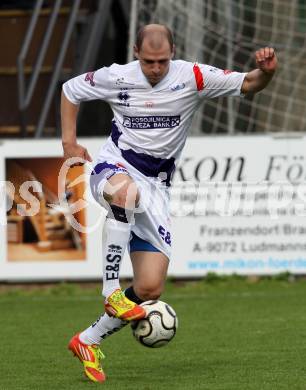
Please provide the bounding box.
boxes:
[104,288,146,321]
[68,333,106,383]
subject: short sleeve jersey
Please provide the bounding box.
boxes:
[63,60,246,163]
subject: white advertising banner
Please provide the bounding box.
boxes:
[1,134,306,281]
[169,134,306,276]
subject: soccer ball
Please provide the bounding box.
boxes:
[131,300,178,348]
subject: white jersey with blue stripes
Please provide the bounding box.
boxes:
[63,60,246,183]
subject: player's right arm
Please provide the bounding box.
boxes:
[61,68,111,165]
[61,92,92,165]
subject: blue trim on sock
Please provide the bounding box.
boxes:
[129,232,160,253]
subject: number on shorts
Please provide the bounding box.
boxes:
[158,225,171,246]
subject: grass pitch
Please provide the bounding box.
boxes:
[1,276,306,390]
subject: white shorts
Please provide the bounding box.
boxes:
[90,140,172,259]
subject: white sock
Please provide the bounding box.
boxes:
[102,218,131,298]
[79,313,127,345]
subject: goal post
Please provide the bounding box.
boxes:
[128,0,306,134]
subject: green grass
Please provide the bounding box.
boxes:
[1,278,306,389]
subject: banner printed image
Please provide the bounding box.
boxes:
[6,157,86,262]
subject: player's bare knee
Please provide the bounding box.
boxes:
[111,192,129,208]
[143,290,162,301]
[135,284,163,301]
[122,181,139,208]
[104,180,139,209]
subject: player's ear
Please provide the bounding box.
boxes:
[134,45,139,60]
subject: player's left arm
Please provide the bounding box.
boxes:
[241,47,278,94]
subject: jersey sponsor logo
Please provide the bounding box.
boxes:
[117,91,130,107]
[85,71,95,86]
[123,115,181,129]
[118,91,130,101]
[170,82,186,91]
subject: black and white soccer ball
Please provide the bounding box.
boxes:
[131,300,178,348]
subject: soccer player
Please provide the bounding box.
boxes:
[61,24,277,382]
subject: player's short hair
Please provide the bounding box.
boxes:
[135,25,174,51]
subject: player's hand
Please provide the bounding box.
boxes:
[255,47,278,74]
[62,142,93,167]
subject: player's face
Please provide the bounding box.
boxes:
[135,39,174,86]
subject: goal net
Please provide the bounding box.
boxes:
[128,0,306,134]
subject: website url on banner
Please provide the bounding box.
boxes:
[188,257,306,270]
